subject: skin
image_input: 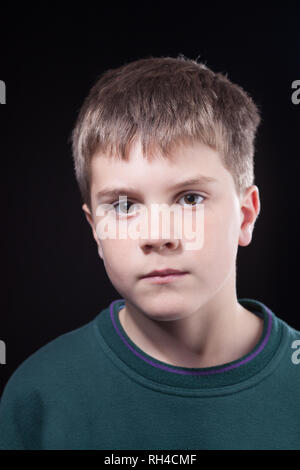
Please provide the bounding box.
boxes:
[82,138,263,368]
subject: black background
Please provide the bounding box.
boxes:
[0,5,299,394]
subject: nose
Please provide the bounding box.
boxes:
[139,234,180,253]
[137,203,182,252]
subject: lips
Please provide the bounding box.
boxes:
[141,268,188,278]
[141,271,188,285]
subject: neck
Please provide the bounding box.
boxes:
[118,271,264,368]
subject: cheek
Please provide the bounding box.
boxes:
[100,239,133,284]
[194,205,240,268]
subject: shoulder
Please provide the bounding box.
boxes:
[0,316,106,449]
[283,319,300,362]
[1,317,97,400]
[280,315,300,340]
[274,315,300,383]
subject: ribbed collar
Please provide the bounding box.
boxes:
[93,298,286,396]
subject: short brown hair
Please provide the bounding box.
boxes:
[70,55,261,211]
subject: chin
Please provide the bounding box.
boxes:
[129,292,194,319]
[143,306,188,322]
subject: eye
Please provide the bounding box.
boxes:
[112,199,139,216]
[178,192,205,207]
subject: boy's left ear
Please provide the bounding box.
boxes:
[238,185,261,247]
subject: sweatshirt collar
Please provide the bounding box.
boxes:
[94,297,284,394]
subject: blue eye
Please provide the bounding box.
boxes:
[112,193,205,216]
[112,200,137,215]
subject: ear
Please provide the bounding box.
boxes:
[238,185,261,247]
[82,203,104,259]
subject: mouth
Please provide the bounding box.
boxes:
[140,269,189,284]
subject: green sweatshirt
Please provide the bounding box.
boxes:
[0,298,299,450]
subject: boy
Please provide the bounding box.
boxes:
[0,55,299,450]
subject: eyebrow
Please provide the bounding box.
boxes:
[95,175,218,202]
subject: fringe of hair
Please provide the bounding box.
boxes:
[69,55,261,211]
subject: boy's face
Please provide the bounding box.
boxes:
[83,139,260,320]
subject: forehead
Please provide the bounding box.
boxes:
[90,139,232,192]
